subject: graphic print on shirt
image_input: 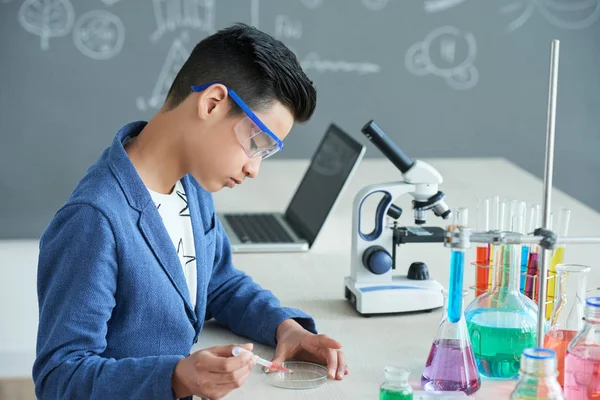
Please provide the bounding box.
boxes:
[148,180,197,309]
[176,189,190,216]
[176,238,196,266]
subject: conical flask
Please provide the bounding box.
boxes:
[421,289,481,395]
[544,264,590,387]
[464,233,538,379]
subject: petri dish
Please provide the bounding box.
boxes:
[262,361,328,389]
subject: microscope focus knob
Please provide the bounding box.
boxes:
[362,246,392,275]
[407,261,430,280]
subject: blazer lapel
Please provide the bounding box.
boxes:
[106,122,197,323]
[182,178,209,325]
[139,206,197,322]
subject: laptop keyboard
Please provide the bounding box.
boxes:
[225,214,295,244]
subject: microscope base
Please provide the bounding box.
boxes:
[344,276,444,315]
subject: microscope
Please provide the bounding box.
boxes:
[344,120,453,315]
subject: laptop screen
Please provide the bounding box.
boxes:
[285,124,365,246]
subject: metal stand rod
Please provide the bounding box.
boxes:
[466,235,600,246]
[537,39,560,347]
[528,236,600,245]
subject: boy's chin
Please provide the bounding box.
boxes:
[193,176,222,193]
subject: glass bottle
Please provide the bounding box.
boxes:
[564,297,600,399]
[510,348,564,400]
[464,233,539,379]
[380,367,413,400]
[421,289,481,395]
[544,264,590,387]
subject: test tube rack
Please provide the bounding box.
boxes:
[446,40,600,347]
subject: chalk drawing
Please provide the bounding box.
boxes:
[503,0,600,31]
[405,26,478,90]
[301,52,381,75]
[361,0,388,11]
[18,0,75,50]
[150,0,215,43]
[301,0,323,9]
[251,0,259,28]
[100,0,122,6]
[73,10,125,60]
[275,15,302,40]
[136,35,190,111]
[424,0,467,13]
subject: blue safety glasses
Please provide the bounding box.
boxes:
[190,83,284,159]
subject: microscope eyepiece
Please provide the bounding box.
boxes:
[361,120,414,174]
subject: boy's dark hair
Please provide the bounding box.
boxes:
[165,23,316,123]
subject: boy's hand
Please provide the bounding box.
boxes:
[272,319,349,380]
[172,343,258,399]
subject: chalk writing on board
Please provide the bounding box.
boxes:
[275,15,302,40]
[301,52,381,75]
[251,0,259,28]
[361,0,388,11]
[405,26,478,90]
[73,10,125,60]
[503,0,600,31]
[150,0,215,43]
[300,0,323,9]
[100,0,122,6]
[424,0,467,13]
[18,0,75,50]
[136,35,190,111]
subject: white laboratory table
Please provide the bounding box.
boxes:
[2,158,600,400]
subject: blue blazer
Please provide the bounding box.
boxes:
[33,121,316,399]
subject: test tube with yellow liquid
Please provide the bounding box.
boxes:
[488,197,501,291]
[546,208,570,320]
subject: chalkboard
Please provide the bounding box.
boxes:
[1,0,600,238]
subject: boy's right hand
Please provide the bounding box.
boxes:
[172,343,258,399]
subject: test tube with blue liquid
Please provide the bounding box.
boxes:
[448,207,468,323]
[511,202,529,294]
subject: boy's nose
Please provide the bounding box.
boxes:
[243,157,262,179]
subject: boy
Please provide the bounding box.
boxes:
[33,23,347,400]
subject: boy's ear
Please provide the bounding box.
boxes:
[196,84,229,120]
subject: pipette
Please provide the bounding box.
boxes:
[232,346,294,374]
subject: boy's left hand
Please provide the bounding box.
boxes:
[272,319,349,380]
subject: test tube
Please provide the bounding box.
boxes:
[448,207,468,323]
[509,200,518,232]
[514,202,528,293]
[491,196,500,231]
[536,212,554,303]
[489,196,501,289]
[499,201,508,231]
[509,200,526,234]
[556,208,571,237]
[546,208,571,319]
[475,199,490,297]
[525,205,541,299]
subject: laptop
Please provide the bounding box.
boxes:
[219,123,366,253]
